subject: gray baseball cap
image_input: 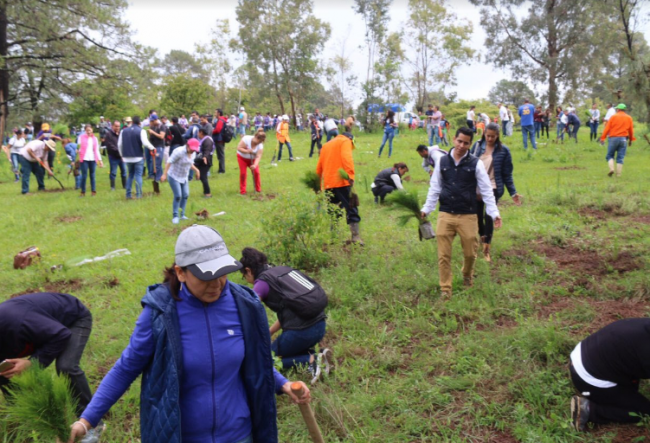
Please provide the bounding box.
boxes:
[175,225,242,281]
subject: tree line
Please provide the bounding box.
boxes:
[1,0,648,138]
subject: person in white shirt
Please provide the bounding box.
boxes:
[603,103,616,127]
[161,139,202,224]
[466,106,476,132]
[498,103,510,136]
[588,103,601,142]
[416,144,447,177]
[17,139,56,194]
[506,107,515,136]
[5,129,26,182]
[323,117,339,142]
[236,129,266,195]
[420,127,502,299]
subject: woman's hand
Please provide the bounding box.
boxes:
[0,358,31,379]
[249,164,257,171]
[282,381,311,404]
[98,161,104,168]
[161,173,167,182]
[494,216,503,229]
[68,419,91,443]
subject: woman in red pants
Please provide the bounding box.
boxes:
[236,128,266,195]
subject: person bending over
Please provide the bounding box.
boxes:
[371,162,408,203]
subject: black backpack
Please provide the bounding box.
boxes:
[221,124,234,143]
[258,266,328,319]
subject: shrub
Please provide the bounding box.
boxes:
[261,193,340,271]
[0,363,78,442]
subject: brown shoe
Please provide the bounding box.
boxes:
[463,277,473,287]
[91,191,96,197]
[80,193,85,197]
[441,290,452,300]
[483,243,491,263]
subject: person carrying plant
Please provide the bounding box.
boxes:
[68,225,310,443]
[0,292,101,442]
[240,247,332,384]
[371,162,409,203]
[416,144,447,177]
[570,318,650,432]
[470,123,521,263]
[315,122,363,244]
[420,127,502,299]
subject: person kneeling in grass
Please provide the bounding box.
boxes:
[371,162,408,203]
[240,247,331,385]
[570,318,650,432]
[161,138,201,224]
[0,292,100,443]
[69,226,310,443]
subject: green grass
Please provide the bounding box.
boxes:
[1,126,650,442]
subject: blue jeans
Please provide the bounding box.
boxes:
[326,129,339,142]
[590,121,599,137]
[153,147,163,181]
[277,141,293,160]
[18,156,45,194]
[606,137,627,164]
[271,320,326,370]
[145,148,154,178]
[427,125,440,146]
[239,124,246,135]
[570,123,580,142]
[534,121,541,138]
[126,160,144,198]
[109,157,126,182]
[557,122,565,141]
[378,130,395,157]
[80,161,97,193]
[167,175,189,217]
[502,121,508,136]
[10,153,20,178]
[521,125,537,150]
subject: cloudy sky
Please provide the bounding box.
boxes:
[123,0,528,103]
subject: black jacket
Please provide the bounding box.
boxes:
[470,141,516,201]
[103,129,121,160]
[0,293,90,367]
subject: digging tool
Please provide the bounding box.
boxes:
[152,149,160,194]
[291,382,324,443]
[38,159,65,190]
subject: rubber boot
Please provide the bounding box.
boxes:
[616,164,623,177]
[608,159,615,177]
[121,176,126,189]
[110,178,116,191]
[349,222,364,245]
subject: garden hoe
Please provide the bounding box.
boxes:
[38,159,65,190]
[291,382,324,443]
[152,151,160,194]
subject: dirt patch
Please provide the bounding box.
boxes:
[106,277,120,287]
[11,279,85,298]
[579,203,627,220]
[56,215,83,223]
[195,209,209,220]
[632,215,650,224]
[40,188,67,193]
[251,193,277,201]
[593,423,650,443]
[554,166,586,170]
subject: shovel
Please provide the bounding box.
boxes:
[291,382,324,443]
[152,149,160,194]
[38,160,64,190]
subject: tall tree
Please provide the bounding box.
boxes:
[469,0,609,111]
[160,75,216,117]
[374,32,408,105]
[329,32,357,119]
[0,0,142,137]
[196,19,233,110]
[235,0,330,122]
[406,0,475,112]
[162,50,209,81]
[487,79,536,105]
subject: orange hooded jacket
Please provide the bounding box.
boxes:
[316,133,355,190]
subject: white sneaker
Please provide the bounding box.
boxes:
[180,215,189,220]
[320,348,333,376]
[172,217,180,224]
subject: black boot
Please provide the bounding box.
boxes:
[110,178,116,191]
[121,176,126,189]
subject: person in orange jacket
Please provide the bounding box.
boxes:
[600,103,635,177]
[316,119,362,244]
[274,115,294,162]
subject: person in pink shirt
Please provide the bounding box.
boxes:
[78,124,104,197]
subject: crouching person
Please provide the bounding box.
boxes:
[240,247,331,384]
[0,292,97,440]
[372,162,408,203]
[570,318,650,432]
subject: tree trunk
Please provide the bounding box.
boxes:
[271,59,285,115]
[0,0,8,143]
[287,83,297,128]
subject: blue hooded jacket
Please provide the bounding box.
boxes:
[470,140,517,201]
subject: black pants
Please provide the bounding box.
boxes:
[476,190,498,244]
[467,120,476,132]
[215,141,226,173]
[309,137,322,157]
[196,159,212,195]
[570,364,650,424]
[0,315,93,417]
[372,184,395,203]
[541,123,549,138]
[326,186,360,225]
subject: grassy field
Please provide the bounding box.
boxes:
[1,125,649,442]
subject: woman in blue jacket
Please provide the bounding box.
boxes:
[377,110,398,158]
[470,123,521,263]
[69,225,310,443]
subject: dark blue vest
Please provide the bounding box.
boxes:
[121,125,144,158]
[438,153,479,215]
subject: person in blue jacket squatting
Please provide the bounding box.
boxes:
[68,225,311,443]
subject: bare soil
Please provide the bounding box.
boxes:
[554,166,586,170]
[11,278,85,298]
[578,203,628,219]
[195,209,209,219]
[250,193,277,201]
[40,188,67,193]
[56,215,83,223]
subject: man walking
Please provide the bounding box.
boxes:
[420,127,502,299]
[518,98,537,150]
[600,103,635,177]
[102,120,126,190]
[238,107,248,137]
[212,109,228,174]
[147,115,166,184]
[118,116,155,199]
[498,103,509,136]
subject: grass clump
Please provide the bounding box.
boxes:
[0,363,78,442]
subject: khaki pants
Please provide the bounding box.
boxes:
[436,212,478,293]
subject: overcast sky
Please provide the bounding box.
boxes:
[123,0,526,104]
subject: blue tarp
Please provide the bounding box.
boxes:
[367,103,406,113]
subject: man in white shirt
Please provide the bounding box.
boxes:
[416,144,447,177]
[466,106,476,132]
[499,103,510,136]
[18,139,56,194]
[603,103,616,126]
[420,127,502,299]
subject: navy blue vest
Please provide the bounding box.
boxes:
[373,168,399,189]
[438,153,479,215]
[121,125,144,158]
